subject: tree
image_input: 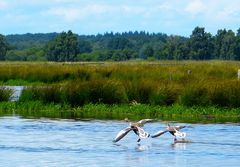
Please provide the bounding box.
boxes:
[0,34,8,60]
[220,30,236,60]
[107,37,133,50]
[78,40,92,54]
[45,30,79,61]
[189,27,214,60]
[5,47,45,61]
[235,28,240,60]
[214,29,236,60]
[143,45,154,58]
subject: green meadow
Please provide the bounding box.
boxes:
[0,61,240,122]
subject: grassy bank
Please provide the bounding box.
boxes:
[19,78,240,108]
[1,61,240,108]
[0,102,239,123]
[0,61,240,122]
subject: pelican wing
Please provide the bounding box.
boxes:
[113,127,133,142]
[151,130,168,138]
[138,119,155,124]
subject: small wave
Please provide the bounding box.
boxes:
[0,145,88,153]
[193,141,240,147]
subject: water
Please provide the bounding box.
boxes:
[0,117,239,167]
[2,86,24,101]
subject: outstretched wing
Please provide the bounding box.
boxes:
[151,130,168,138]
[138,119,155,125]
[174,125,186,131]
[113,127,133,142]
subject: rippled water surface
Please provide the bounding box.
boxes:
[0,116,239,167]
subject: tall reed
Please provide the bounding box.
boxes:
[2,61,240,108]
[0,87,13,101]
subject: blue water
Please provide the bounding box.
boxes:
[0,116,239,167]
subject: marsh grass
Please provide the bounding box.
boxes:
[19,85,63,104]
[0,61,240,108]
[0,102,239,123]
[0,87,14,101]
[150,83,180,105]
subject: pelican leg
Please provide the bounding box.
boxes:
[137,138,141,142]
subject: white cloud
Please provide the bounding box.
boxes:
[43,4,116,22]
[2,0,240,35]
[215,3,240,21]
[44,7,80,22]
[184,0,206,15]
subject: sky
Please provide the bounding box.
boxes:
[0,0,240,36]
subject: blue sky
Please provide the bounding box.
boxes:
[0,0,240,36]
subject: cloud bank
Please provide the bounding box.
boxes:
[0,0,240,36]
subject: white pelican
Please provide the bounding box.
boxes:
[113,119,154,143]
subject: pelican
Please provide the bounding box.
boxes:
[113,119,154,143]
[151,124,187,142]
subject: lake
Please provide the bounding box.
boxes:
[0,116,239,167]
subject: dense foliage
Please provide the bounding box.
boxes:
[1,27,240,61]
[0,34,9,60]
[45,31,79,61]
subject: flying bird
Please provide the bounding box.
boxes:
[113,119,154,143]
[151,124,187,142]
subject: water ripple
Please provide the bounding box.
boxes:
[0,116,239,167]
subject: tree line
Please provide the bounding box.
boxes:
[1,26,240,61]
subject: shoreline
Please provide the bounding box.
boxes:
[0,102,239,123]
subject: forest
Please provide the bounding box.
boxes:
[1,26,240,61]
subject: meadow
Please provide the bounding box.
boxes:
[0,61,240,122]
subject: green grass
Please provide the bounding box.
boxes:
[0,102,239,123]
[0,88,14,101]
[0,61,240,122]
[1,61,240,108]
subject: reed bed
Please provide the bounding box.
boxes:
[0,102,239,123]
[0,61,240,108]
[0,87,13,101]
